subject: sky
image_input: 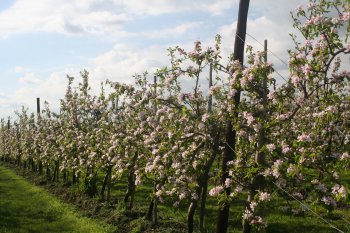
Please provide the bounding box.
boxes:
[0,0,307,119]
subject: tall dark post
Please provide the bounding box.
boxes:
[216,0,250,233]
[36,97,43,175]
[264,40,267,62]
[7,119,10,130]
[36,98,40,115]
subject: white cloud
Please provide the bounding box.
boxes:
[116,0,235,16]
[0,67,82,118]
[90,43,169,84]
[14,66,24,73]
[18,72,41,85]
[141,22,204,39]
[0,0,235,38]
[0,0,130,37]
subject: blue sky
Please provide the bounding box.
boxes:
[0,0,306,118]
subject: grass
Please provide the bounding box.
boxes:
[1,162,349,233]
[102,178,350,233]
[0,165,115,233]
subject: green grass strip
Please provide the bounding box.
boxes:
[0,165,115,233]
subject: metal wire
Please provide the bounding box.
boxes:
[234,33,290,83]
[246,32,289,67]
[271,180,346,233]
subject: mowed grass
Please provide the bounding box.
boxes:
[99,178,350,233]
[0,165,115,233]
[1,163,349,233]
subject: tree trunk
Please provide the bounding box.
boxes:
[187,199,198,233]
[30,158,35,172]
[46,164,51,180]
[146,182,158,225]
[124,151,138,209]
[107,171,112,201]
[72,169,76,184]
[38,161,43,175]
[52,161,59,182]
[199,177,208,232]
[100,166,112,200]
[146,198,154,221]
[152,198,158,225]
[63,169,67,184]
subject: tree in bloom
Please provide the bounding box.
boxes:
[0,1,348,233]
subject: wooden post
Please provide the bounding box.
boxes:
[36,98,40,115]
[36,97,43,175]
[264,40,267,62]
[216,0,250,233]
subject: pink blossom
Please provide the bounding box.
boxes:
[332,184,347,199]
[156,190,162,197]
[251,216,264,225]
[297,133,311,142]
[225,178,232,188]
[340,152,349,160]
[303,64,312,76]
[198,122,205,130]
[179,192,187,200]
[282,145,291,154]
[242,209,253,220]
[208,85,220,96]
[259,192,271,202]
[243,111,254,126]
[267,91,275,100]
[342,11,350,21]
[291,75,301,86]
[209,186,224,197]
[321,196,337,206]
[235,185,243,193]
[266,144,276,152]
[201,114,209,122]
[249,201,258,211]
[135,175,142,185]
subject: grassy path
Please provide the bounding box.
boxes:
[0,165,115,233]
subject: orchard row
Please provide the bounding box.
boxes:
[0,1,349,232]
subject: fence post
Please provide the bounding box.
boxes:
[36,98,40,115]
